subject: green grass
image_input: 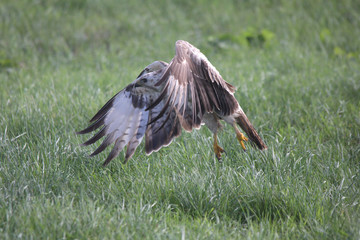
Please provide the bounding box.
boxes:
[1,0,359,239]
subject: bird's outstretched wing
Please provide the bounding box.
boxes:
[147,40,239,131]
[77,81,182,166]
[77,87,149,166]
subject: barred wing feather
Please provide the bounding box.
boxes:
[77,90,149,166]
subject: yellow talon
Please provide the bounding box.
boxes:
[213,133,225,160]
[235,128,248,151]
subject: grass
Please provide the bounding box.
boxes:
[1,0,359,239]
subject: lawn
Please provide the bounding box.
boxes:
[0,0,359,239]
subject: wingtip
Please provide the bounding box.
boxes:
[102,155,113,166]
[89,150,101,157]
[76,130,85,135]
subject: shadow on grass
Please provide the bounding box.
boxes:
[156,184,305,224]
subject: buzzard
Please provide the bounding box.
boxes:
[77,40,267,166]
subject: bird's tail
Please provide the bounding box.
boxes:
[235,112,267,150]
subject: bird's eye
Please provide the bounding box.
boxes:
[142,78,148,83]
[145,68,149,71]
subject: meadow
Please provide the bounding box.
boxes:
[0,0,359,239]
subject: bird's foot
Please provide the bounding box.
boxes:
[236,132,248,151]
[214,142,225,160]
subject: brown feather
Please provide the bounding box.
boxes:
[76,114,105,134]
[90,131,117,156]
[145,104,181,154]
[236,112,267,150]
[81,126,107,146]
[148,40,237,132]
[89,93,118,122]
[102,138,124,166]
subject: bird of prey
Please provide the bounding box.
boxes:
[77,40,267,166]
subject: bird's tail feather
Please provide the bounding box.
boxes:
[236,112,267,150]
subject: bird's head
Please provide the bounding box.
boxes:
[133,61,168,92]
[137,61,167,78]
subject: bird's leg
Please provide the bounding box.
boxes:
[213,133,225,160]
[233,124,248,151]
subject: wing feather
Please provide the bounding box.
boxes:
[145,100,181,154]
[76,113,106,134]
[148,40,238,131]
[90,131,117,156]
[78,88,149,166]
[81,126,107,146]
[124,109,148,162]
